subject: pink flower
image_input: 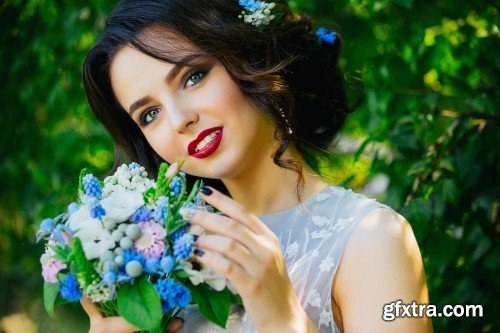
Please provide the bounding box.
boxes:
[134,220,166,258]
[40,247,67,283]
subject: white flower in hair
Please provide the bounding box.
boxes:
[238,0,276,27]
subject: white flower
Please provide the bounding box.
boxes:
[68,206,114,259]
[182,261,227,291]
[319,256,335,272]
[332,217,353,233]
[306,289,322,308]
[311,229,331,239]
[312,215,333,227]
[100,189,144,223]
[285,241,299,259]
[319,308,333,327]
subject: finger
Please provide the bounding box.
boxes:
[166,317,184,332]
[190,209,260,252]
[194,247,252,298]
[198,186,269,235]
[95,317,141,333]
[80,296,103,322]
[195,234,260,276]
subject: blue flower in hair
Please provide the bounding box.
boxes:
[316,27,337,45]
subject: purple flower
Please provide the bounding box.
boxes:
[40,253,67,283]
[133,220,167,258]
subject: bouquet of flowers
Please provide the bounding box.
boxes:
[37,160,242,332]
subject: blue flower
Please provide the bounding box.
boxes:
[173,233,195,261]
[52,224,67,244]
[159,256,175,275]
[239,0,262,11]
[59,273,82,302]
[123,249,146,267]
[170,223,191,242]
[144,257,160,274]
[87,197,106,220]
[82,174,102,199]
[169,176,182,197]
[154,196,168,224]
[67,202,80,214]
[131,207,152,222]
[103,270,117,286]
[315,27,337,45]
[128,162,141,171]
[39,218,54,233]
[155,278,191,312]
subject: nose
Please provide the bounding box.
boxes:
[167,101,199,134]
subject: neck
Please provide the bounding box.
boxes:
[221,142,329,217]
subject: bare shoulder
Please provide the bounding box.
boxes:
[331,207,433,333]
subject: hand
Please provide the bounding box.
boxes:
[80,296,184,333]
[189,186,310,332]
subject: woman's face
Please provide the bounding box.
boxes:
[110,44,277,180]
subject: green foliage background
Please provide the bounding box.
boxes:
[0,0,498,332]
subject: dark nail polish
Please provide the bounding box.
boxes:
[193,234,199,242]
[194,249,205,257]
[199,185,212,196]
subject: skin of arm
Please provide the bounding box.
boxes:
[331,208,434,333]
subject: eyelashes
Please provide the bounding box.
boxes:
[138,67,210,127]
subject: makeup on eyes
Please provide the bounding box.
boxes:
[136,65,212,127]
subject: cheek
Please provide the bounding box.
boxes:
[144,129,182,162]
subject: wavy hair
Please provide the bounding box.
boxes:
[83,0,356,202]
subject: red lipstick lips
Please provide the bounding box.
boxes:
[188,126,223,159]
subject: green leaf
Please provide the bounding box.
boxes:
[189,283,232,328]
[167,219,188,236]
[117,277,163,331]
[72,237,96,288]
[172,270,191,279]
[49,244,72,263]
[44,281,60,318]
[143,186,156,203]
[155,162,171,200]
[78,168,90,194]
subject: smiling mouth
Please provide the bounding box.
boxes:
[188,127,223,158]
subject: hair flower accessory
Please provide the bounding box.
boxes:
[316,27,337,45]
[238,0,276,27]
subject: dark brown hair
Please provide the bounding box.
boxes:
[83,0,355,203]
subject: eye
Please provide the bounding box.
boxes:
[140,108,160,126]
[184,68,208,89]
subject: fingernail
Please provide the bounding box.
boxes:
[194,249,205,257]
[199,185,212,196]
[192,234,199,242]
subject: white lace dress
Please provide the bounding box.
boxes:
[177,185,390,332]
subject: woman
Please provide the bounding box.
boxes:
[80,0,433,332]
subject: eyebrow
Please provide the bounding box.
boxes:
[127,54,212,116]
[128,63,184,116]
